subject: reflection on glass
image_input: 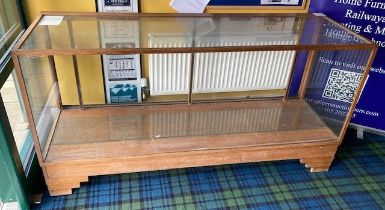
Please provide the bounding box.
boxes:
[20,14,369,51]
[0,72,29,153]
[0,70,36,172]
[0,0,20,37]
[52,99,326,145]
[0,0,22,59]
[304,49,371,136]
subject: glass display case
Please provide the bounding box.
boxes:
[12,12,377,196]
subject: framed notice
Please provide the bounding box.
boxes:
[98,0,138,13]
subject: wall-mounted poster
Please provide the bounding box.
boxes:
[309,1,385,132]
[98,0,138,12]
[207,0,303,7]
[109,82,140,103]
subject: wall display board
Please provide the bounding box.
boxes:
[208,0,303,6]
[205,0,308,12]
[308,1,385,132]
[98,0,142,103]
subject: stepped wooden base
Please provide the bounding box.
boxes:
[43,140,338,196]
[46,177,88,196]
[300,156,335,172]
[40,100,339,196]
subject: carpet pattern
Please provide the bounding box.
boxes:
[33,132,385,209]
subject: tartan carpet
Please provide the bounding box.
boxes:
[33,131,385,209]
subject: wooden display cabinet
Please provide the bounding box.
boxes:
[12,12,377,196]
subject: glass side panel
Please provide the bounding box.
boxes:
[18,56,60,152]
[20,14,370,51]
[304,49,371,137]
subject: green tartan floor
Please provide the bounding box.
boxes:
[34,130,385,209]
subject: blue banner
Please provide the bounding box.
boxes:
[208,0,303,6]
[309,0,385,131]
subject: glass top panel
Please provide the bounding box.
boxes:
[20,14,370,51]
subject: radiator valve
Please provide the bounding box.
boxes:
[141,78,150,100]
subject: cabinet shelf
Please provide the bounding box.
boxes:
[46,99,337,162]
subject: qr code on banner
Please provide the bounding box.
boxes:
[322,68,362,103]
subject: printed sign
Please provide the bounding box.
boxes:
[170,0,211,13]
[98,0,137,12]
[108,57,136,80]
[39,16,63,26]
[104,0,131,6]
[109,83,140,103]
[322,69,362,103]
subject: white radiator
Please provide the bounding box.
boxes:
[149,36,297,96]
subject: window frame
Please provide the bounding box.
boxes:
[0,0,32,208]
